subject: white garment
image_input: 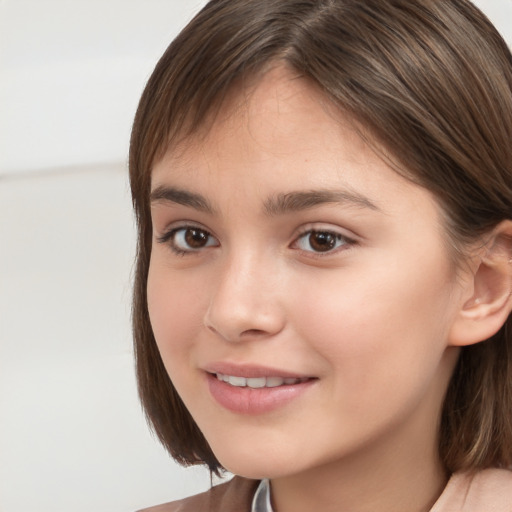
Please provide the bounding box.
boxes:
[251,479,273,512]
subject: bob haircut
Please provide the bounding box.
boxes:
[129,0,512,474]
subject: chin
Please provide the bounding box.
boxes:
[213,446,303,481]
[222,462,287,481]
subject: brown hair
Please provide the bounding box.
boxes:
[129,0,512,474]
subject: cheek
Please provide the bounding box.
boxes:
[288,253,457,384]
[147,260,208,365]
[284,261,458,441]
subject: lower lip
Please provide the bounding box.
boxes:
[206,373,315,415]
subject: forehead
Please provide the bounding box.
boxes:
[153,66,427,211]
[156,69,443,218]
[154,66,372,183]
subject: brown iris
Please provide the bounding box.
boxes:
[308,231,338,252]
[184,228,210,248]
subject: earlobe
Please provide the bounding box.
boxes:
[449,221,512,347]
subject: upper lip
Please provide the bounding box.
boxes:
[203,362,313,379]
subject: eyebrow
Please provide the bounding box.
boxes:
[149,185,380,216]
[150,186,215,214]
[263,189,380,215]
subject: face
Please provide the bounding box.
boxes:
[147,66,470,481]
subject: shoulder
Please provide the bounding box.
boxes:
[432,468,512,512]
[137,476,260,512]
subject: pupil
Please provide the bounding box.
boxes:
[310,231,335,252]
[185,228,208,248]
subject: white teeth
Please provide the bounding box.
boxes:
[246,377,266,388]
[229,375,247,387]
[266,377,285,388]
[215,373,305,388]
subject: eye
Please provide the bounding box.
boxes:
[159,226,219,254]
[294,230,350,253]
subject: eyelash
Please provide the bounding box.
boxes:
[156,225,356,257]
[157,225,219,256]
[292,228,356,256]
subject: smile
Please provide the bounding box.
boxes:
[215,373,310,388]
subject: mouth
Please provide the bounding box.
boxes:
[205,366,316,414]
[214,373,311,389]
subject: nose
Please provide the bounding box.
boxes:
[204,253,285,343]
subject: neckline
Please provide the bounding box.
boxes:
[250,473,466,512]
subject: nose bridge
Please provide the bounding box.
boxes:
[204,247,283,341]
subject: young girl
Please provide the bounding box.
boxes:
[129,1,512,510]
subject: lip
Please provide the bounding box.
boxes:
[203,363,316,415]
[203,362,311,379]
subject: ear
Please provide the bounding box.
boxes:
[449,220,512,347]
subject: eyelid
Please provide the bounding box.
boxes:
[156,220,214,240]
[156,222,219,255]
[290,224,358,255]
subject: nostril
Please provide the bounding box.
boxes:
[206,323,268,342]
[207,325,219,335]
[240,328,267,337]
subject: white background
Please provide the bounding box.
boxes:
[1,1,511,511]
